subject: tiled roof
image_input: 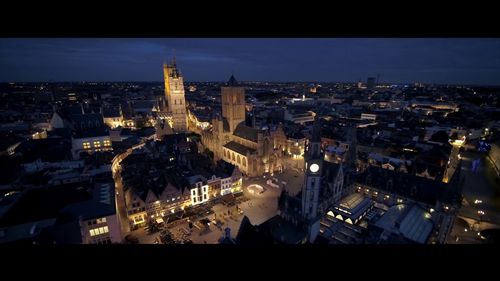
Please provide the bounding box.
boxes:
[223,141,255,155]
[233,123,259,142]
[355,166,461,205]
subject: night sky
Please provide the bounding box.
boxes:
[1,38,500,85]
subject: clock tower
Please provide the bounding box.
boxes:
[301,118,323,220]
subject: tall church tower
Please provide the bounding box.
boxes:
[163,57,187,132]
[301,118,324,220]
[221,75,246,134]
[346,123,358,168]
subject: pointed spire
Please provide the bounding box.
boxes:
[172,55,177,67]
[169,55,180,78]
[311,116,321,142]
[227,74,238,86]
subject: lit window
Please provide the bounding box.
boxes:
[103,140,111,147]
[93,141,101,148]
[104,226,109,233]
[90,229,95,236]
[172,197,175,201]
[83,142,91,149]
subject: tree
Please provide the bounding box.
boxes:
[204,148,214,159]
[429,130,449,144]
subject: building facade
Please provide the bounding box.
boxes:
[71,132,112,159]
[103,106,124,129]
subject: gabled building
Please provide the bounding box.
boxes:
[50,104,104,131]
[71,127,112,159]
[272,123,306,158]
[102,106,124,129]
[58,180,121,244]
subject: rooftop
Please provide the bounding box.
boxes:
[223,141,256,155]
[233,123,260,143]
[0,218,56,244]
[73,127,109,139]
[355,165,461,206]
[399,205,433,244]
[330,193,373,222]
[59,181,116,221]
[102,106,121,118]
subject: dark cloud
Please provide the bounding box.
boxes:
[1,38,500,84]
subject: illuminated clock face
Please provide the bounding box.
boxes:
[309,163,320,173]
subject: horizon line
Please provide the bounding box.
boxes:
[2,80,500,87]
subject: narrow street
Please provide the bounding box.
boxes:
[112,149,133,240]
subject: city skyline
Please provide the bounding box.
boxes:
[2,38,500,85]
[1,49,499,245]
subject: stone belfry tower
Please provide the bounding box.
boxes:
[301,118,324,221]
[163,57,187,132]
[221,75,246,134]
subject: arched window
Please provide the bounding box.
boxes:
[223,149,227,157]
[231,152,235,161]
[243,157,247,167]
[237,155,241,164]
